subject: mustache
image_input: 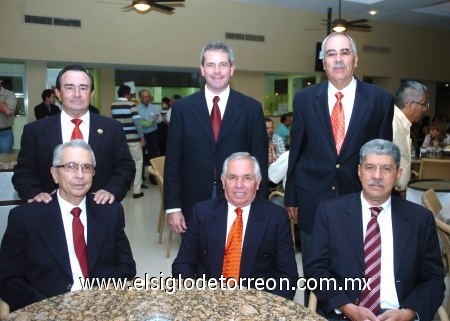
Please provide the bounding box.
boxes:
[368,180,385,187]
[332,62,347,68]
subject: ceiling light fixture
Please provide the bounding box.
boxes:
[133,1,151,11]
[369,10,377,15]
[332,19,347,32]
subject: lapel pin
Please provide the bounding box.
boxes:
[98,129,103,134]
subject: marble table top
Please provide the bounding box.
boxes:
[0,152,18,170]
[2,283,325,321]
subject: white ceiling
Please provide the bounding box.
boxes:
[232,0,450,31]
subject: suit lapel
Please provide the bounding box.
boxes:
[217,89,243,144]
[44,115,64,150]
[38,199,72,278]
[341,194,365,270]
[314,81,337,154]
[391,198,411,275]
[88,113,105,153]
[190,91,216,143]
[86,198,110,272]
[240,198,269,278]
[207,198,228,277]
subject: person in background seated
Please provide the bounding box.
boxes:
[275,113,292,147]
[172,152,297,300]
[34,89,60,120]
[0,139,136,312]
[306,139,444,321]
[422,120,447,149]
[265,117,285,166]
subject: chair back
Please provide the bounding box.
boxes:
[418,159,450,180]
[0,299,10,317]
[422,189,444,216]
[149,156,165,184]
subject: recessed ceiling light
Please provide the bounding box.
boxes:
[369,10,377,15]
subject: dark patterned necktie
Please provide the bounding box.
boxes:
[222,208,243,284]
[211,96,221,141]
[70,207,89,278]
[360,206,383,313]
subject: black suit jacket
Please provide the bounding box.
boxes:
[285,79,394,233]
[12,112,135,202]
[164,89,268,221]
[305,193,444,321]
[0,196,136,311]
[34,102,61,120]
[172,196,298,300]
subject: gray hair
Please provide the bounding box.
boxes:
[319,32,358,60]
[359,139,401,169]
[221,152,261,180]
[53,139,96,167]
[394,81,428,109]
[138,89,150,98]
[200,41,235,66]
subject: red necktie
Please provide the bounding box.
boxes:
[222,208,243,284]
[70,207,89,278]
[360,206,382,314]
[211,96,221,141]
[71,119,84,140]
[331,92,345,154]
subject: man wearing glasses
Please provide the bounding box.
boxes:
[285,32,394,298]
[392,81,428,195]
[0,140,136,312]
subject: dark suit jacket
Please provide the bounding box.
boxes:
[0,196,136,311]
[305,193,444,321]
[172,196,298,300]
[34,102,60,120]
[285,79,394,233]
[164,89,268,221]
[12,112,135,202]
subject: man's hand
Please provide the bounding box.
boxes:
[92,189,115,204]
[286,206,298,222]
[339,303,378,321]
[168,211,187,234]
[28,191,55,203]
[377,308,416,321]
[152,114,160,123]
[140,137,146,148]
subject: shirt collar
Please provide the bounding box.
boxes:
[204,85,230,103]
[61,108,90,123]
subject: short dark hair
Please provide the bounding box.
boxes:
[280,113,291,123]
[264,117,273,123]
[117,85,131,98]
[42,89,55,101]
[55,65,94,91]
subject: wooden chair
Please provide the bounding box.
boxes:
[268,191,296,250]
[412,159,450,180]
[147,156,173,258]
[0,299,10,317]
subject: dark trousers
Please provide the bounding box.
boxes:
[143,131,160,181]
[300,230,312,306]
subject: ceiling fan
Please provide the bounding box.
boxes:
[330,0,372,32]
[122,0,185,13]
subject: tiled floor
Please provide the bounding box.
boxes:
[121,183,305,306]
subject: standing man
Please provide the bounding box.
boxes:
[392,81,428,194]
[137,89,162,186]
[164,41,268,234]
[13,64,135,204]
[306,139,444,320]
[111,85,146,199]
[285,32,394,272]
[172,152,297,300]
[0,80,17,154]
[1,140,136,311]
[275,113,292,147]
[34,89,60,120]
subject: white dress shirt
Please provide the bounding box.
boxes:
[392,105,412,191]
[327,77,357,134]
[205,85,230,119]
[57,191,88,291]
[60,109,90,143]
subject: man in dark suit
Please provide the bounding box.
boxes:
[34,89,60,120]
[285,32,394,269]
[164,41,268,234]
[306,139,444,321]
[172,152,297,300]
[0,140,136,312]
[13,65,135,204]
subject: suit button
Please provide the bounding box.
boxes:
[331,186,336,191]
[67,284,72,290]
[264,254,268,258]
[360,272,365,278]
[336,164,341,169]
[354,298,360,305]
[203,250,207,255]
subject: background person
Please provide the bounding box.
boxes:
[275,113,292,148]
[34,89,60,120]
[0,80,17,154]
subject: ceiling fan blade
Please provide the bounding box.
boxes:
[151,2,175,12]
[122,4,133,9]
[347,19,369,24]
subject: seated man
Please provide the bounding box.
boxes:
[306,139,444,321]
[172,152,298,300]
[0,140,136,311]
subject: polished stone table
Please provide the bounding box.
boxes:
[406,179,450,207]
[0,152,18,170]
[1,283,325,321]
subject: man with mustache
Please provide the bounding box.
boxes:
[306,139,444,321]
[285,33,394,301]
[13,65,135,204]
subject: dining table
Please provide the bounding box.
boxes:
[406,179,450,207]
[1,281,325,321]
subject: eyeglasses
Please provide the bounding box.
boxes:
[410,100,429,110]
[363,164,395,174]
[324,48,353,58]
[54,162,95,173]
